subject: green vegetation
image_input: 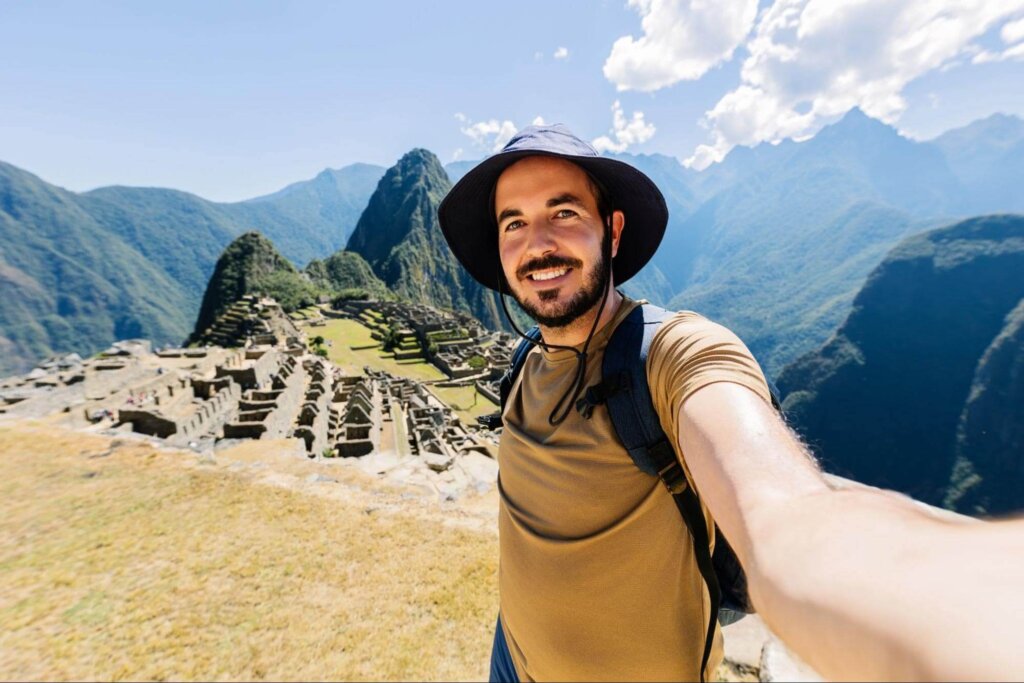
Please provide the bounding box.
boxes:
[0,162,194,377]
[426,328,467,342]
[346,149,505,331]
[467,355,487,370]
[778,215,1024,513]
[312,318,444,382]
[189,232,317,341]
[431,384,496,425]
[0,160,382,375]
[946,298,1024,515]
[305,250,390,300]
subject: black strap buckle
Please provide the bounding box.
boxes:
[574,386,602,419]
[574,372,629,420]
[658,458,688,495]
[477,412,503,430]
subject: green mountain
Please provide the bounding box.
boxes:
[777,215,1024,510]
[0,161,381,375]
[663,109,973,376]
[190,231,316,341]
[304,250,389,300]
[241,163,386,257]
[347,149,503,329]
[0,162,191,376]
[946,298,1024,515]
[609,152,700,307]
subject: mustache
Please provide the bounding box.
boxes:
[516,255,583,281]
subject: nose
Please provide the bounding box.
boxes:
[522,222,558,260]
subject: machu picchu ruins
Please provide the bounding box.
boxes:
[0,294,518,498]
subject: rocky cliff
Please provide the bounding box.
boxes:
[778,215,1024,510]
[346,149,503,329]
[945,297,1024,514]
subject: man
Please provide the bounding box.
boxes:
[438,125,1024,682]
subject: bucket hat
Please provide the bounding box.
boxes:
[438,124,668,292]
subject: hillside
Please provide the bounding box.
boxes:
[304,249,390,300]
[666,109,966,375]
[347,149,504,329]
[0,162,380,374]
[189,231,316,342]
[0,162,191,377]
[777,215,1024,509]
[946,298,1024,515]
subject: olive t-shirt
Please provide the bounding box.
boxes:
[498,296,771,682]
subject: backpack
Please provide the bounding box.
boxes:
[479,303,782,680]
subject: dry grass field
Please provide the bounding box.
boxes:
[0,421,499,681]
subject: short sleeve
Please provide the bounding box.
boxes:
[647,311,771,486]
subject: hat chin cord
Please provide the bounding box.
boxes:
[496,219,614,426]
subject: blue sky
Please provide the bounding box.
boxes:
[2,0,1023,201]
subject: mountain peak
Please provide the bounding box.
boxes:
[344,149,503,329]
[189,231,309,342]
[821,107,900,140]
[932,112,1024,149]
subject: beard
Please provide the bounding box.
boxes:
[508,233,610,329]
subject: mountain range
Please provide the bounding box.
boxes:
[0,161,382,375]
[2,110,1023,380]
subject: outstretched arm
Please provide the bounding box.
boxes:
[678,381,1024,681]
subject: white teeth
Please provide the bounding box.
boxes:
[529,268,568,282]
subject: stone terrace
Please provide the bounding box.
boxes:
[1,297,501,488]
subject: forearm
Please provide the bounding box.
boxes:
[746,489,1024,681]
[678,383,1024,680]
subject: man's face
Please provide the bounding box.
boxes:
[494,156,623,329]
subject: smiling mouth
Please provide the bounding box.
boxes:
[527,267,571,282]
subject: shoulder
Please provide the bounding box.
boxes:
[648,310,748,359]
[645,310,771,411]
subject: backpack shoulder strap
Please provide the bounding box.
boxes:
[477,327,541,430]
[602,303,723,682]
[600,303,676,476]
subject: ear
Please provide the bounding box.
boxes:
[610,210,625,258]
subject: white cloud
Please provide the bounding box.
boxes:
[451,148,464,162]
[592,100,657,153]
[455,114,519,154]
[554,46,569,59]
[683,0,1024,168]
[532,116,547,126]
[973,14,1024,63]
[1002,16,1024,44]
[604,0,759,92]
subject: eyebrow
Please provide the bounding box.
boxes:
[496,193,587,224]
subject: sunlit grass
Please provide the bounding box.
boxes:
[431,385,497,425]
[0,424,497,681]
[310,319,444,382]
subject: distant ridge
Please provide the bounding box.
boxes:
[0,161,381,375]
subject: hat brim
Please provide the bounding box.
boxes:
[438,150,668,292]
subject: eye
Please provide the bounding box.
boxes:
[504,219,525,232]
[555,208,578,219]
